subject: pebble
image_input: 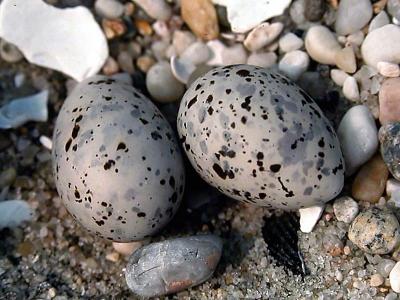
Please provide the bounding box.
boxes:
[333,196,359,224]
[342,76,360,101]
[102,56,119,75]
[105,252,120,262]
[362,24,400,69]
[181,0,219,41]
[102,18,126,39]
[125,235,222,297]
[172,30,196,56]
[379,77,400,124]
[0,200,33,229]
[151,40,169,61]
[113,241,144,256]
[170,56,196,84]
[146,61,185,103]
[346,31,365,47]
[94,0,125,19]
[305,25,341,65]
[206,40,225,65]
[377,62,400,78]
[337,105,378,176]
[377,259,396,277]
[370,274,385,287]
[304,0,326,22]
[299,204,325,233]
[348,208,400,254]
[132,0,171,21]
[221,44,247,65]
[334,0,373,35]
[278,50,309,81]
[330,69,350,86]
[352,154,389,203]
[117,51,134,74]
[180,42,211,66]
[39,135,53,150]
[0,39,23,63]
[135,19,153,36]
[322,234,344,256]
[369,11,390,32]
[335,46,357,74]
[0,167,17,189]
[279,33,304,53]
[390,261,400,293]
[387,179,400,197]
[247,52,277,68]
[136,56,155,73]
[379,123,400,181]
[243,22,283,52]
[388,0,400,20]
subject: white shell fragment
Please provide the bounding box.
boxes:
[0,0,108,82]
[0,200,34,230]
[299,204,325,233]
[0,90,48,129]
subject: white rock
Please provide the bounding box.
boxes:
[132,0,171,21]
[212,0,292,33]
[346,31,365,47]
[39,135,52,150]
[0,0,108,82]
[206,40,226,66]
[330,69,350,86]
[389,261,400,293]
[305,25,341,65]
[335,0,373,35]
[180,42,211,66]
[278,50,309,81]
[299,204,325,233]
[279,32,304,53]
[333,196,359,223]
[94,0,125,19]
[369,11,390,33]
[170,56,196,84]
[221,44,247,65]
[387,179,400,197]
[243,22,283,52]
[337,105,378,176]
[335,46,357,73]
[172,30,196,56]
[0,90,48,129]
[0,200,33,229]
[342,76,360,101]
[362,24,400,69]
[377,61,400,78]
[247,52,277,68]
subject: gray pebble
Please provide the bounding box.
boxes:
[377,258,396,277]
[0,39,23,63]
[94,0,125,19]
[132,0,171,21]
[333,196,359,224]
[388,0,400,21]
[304,0,326,22]
[125,235,223,297]
[369,11,390,33]
[335,0,373,35]
[379,122,400,181]
[278,50,309,81]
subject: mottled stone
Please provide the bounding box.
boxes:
[333,196,359,223]
[379,122,400,181]
[379,77,400,124]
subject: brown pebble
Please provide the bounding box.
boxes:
[136,55,156,73]
[373,0,388,14]
[17,241,34,257]
[135,19,153,36]
[181,0,219,41]
[102,19,126,39]
[352,154,389,203]
[379,77,400,124]
[102,56,119,75]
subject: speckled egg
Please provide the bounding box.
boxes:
[177,65,344,209]
[52,76,185,241]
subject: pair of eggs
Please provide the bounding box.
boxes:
[52,65,345,242]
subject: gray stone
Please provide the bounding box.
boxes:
[333,196,359,223]
[132,0,172,21]
[379,122,400,181]
[369,11,390,33]
[278,50,309,81]
[0,200,33,229]
[279,33,304,53]
[335,0,373,35]
[247,52,277,68]
[377,259,396,277]
[304,0,326,22]
[388,0,400,21]
[94,0,125,19]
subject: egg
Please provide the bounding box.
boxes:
[177,65,344,209]
[52,76,185,241]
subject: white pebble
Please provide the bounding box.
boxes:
[247,52,277,68]
[305,25,341,65]
[206,40,226,66]
[335,46,357,73]
[342,76,360,101]
[94,0,125,19]
[170,56,196,84]
[330,69,350,86]
[279,32,303,53]
[335,0,373,35]
[180,42,211,66]
[0,200,33,229]
[39,135,53,150]
[390,261,400,293]
[369,11,390,33]
[377,61,400,78]
[221,44,247,65]
[299,204,325,233]
[132,0,171,21]
[243,22,283,52]
[333,196,359,223]
[278,50,309,81]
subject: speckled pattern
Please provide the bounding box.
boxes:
[52,76,185,242]
[177,65,344,209]
[379,122,400,181]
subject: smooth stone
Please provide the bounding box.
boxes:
[125,235,222,297]
[388,0,400,20]
[136,56,156,73]
[387,179,400,198]
[342,76,360,101]
[304,0,326,22]
[247,52,277,68]
[335,46,357,73]
[377,61,400,78]
[102,56,119,75]
[349,208,400,254]
[335,0,373,35]
[0,200,33,229]
[180,42,211,66]
[337,105,378,176]
[151,40,169,61]
[390,261,400,292]
[370,274,385,287]
[146,61,185,103]
[278,50,309,81]
[94,0,124,19]
[243,22,283,52]
[0,39,23,63]
[39,135,53,150]
[132,0,171,21]
[172,30,196,56]
[305,25,341,65]
[113,241,145,256]
[170,56,196,84]
[379,77,400,124]
[290,0,307,26]
[379,122,400,181]
[0,167,16,189]
[362,24,400,69]
[221,44,247,65]
[333,196,359,224]
[206,40,225,66]
[330,69,350,86]
[346,31,365,47]
[279,32,304,53]
[299,204,325,233]
[352,154,389,203]
[186,64,214,87]
[181,0,219,41]
[117,51,134,74]
[369,11,390,32]
[378,259,396,277]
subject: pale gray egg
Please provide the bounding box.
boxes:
[177,65,344,209]
[52,76,185,241]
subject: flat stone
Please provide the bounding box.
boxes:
[379,77,400,124]
[94,0,125,19]
[243,22,283,52]
[132,0,172,21]
[337,105,378,176]
[333,196,359,224]
[247,52,277,68]
[330,69,350,86]
[299,204,325,233]
[305,25,341,65]
[278,50,310,81]
[369,11,390,32]
[379,122,400,181]
[352,154,389,203]
[279,32,304,53]
[335,46,357,73]
[335,0,373,35]
[342,76,360,101]
[390,261,400,293]
[377,61,400,78]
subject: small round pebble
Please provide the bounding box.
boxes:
[335,0,373,35]
[304,0,326,22]
[379,122,400,181]
[247,52,277,68]
[330,69,350,87]
[377,61,400,78]
[333,196,359,224]
[94,0,125,19]
[377,258,396,277]
[335,46,356,74]
[132,0,172,21]
[348,207,400,255]
[244,22,283,52]
[370,273,385,287]
[342,76,360,102]
[279,32,304,53]
[278,50,310,81]
[305,25,341,65]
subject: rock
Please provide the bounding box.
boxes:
[135,19,153,36]
[279,33,304,53]
[330,69,350,86]
[172,30,196,56]
[39,135,53,150]
[102,56,119,75]
[349,208,400,254]
[113,241,144,256]
[0,0,108,82]
[290,0,307,26]
[335,47,356,73]
[337,105,378,176]
[221,44,247,65]
[390,261,400,293]
[377,62,400,78]
[180,42,211,66]
[278,50,309,81]
[379,122,400,181]
[369,11,390,32]
[379,77,400,124]
[387,179,400,198]
[117,51,134,74]
[352,154,389,203]
[247,52,277,68]
[335,0,373,35]
[170,56,196,84]
[206,40,225,66]
[388,0,400,20]
[333,196,359,223]
[346,31,365,47]
[181,0,219,41]
[0,200,33,229]
[0,39,23,63]
[132,0,171,21]
[370,274,385,287]
[0,167,16,189]
[342,76,360,101]
[299,204,325,233]
[243,22,283,52]
[102,18,127,39]
[362,25,400,69]
[146,61,185,103]
[94,0,124,19]
[322,233,343,256]
[125,235,222,297]
[377,259,396,277]
[305,25,341,65]
[136,56,155,73]
[304,0,325,21]
[212,0,292,33]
